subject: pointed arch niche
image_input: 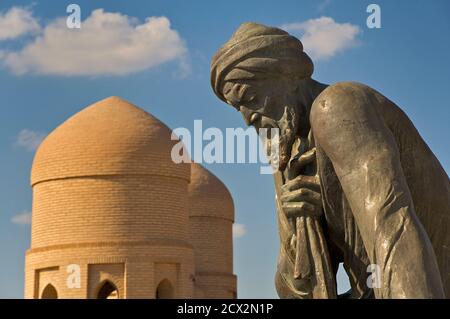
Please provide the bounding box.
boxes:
[156,279,174,299]
[41,284,58,299]
[97,280,119,299]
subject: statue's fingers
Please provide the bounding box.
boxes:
[282,202,315,218]
[280,188,322,206]
[297,147,316,167]
[282,175,320,192]
[290,147,316,174]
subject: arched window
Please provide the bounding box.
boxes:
[41,284,58,299]
[97,280,119,299]
[156,279,174,299]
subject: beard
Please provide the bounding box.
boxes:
[261,105,298,172]
[274,105,298,172]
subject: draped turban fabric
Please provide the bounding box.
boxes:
[210,22,314,103]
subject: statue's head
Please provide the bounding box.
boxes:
[210,22,314,171]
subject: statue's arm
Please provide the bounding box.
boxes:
[310,83,445,298]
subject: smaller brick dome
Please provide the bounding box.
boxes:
[31,96,190,185]
[188,163,234,221]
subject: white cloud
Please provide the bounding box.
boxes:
[1,9,189,76]
[282,17,360,60]
[16,129,46,151]
[0,6,40,40]
[233,223,246,239]
[11,211,32,225]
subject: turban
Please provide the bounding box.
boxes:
[210,22,314,103]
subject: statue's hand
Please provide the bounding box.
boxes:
[280,174,323,219]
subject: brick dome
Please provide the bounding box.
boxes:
[189,163,234,221]
[29,95,192,248]
[31,96,190,186]
[188,163,236,298]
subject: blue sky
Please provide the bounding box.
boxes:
[0,0,449,298]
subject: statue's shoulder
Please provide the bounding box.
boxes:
[313,81,375,109]
[311,81,377,124]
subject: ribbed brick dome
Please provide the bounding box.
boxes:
[31,96,190,185]
[189,163,234,221]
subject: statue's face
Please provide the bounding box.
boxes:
[223,79,301,171]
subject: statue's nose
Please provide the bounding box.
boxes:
[240,106,260,126]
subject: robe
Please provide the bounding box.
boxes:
[274,82,450,298]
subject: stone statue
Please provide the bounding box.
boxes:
[210,22,450,298]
